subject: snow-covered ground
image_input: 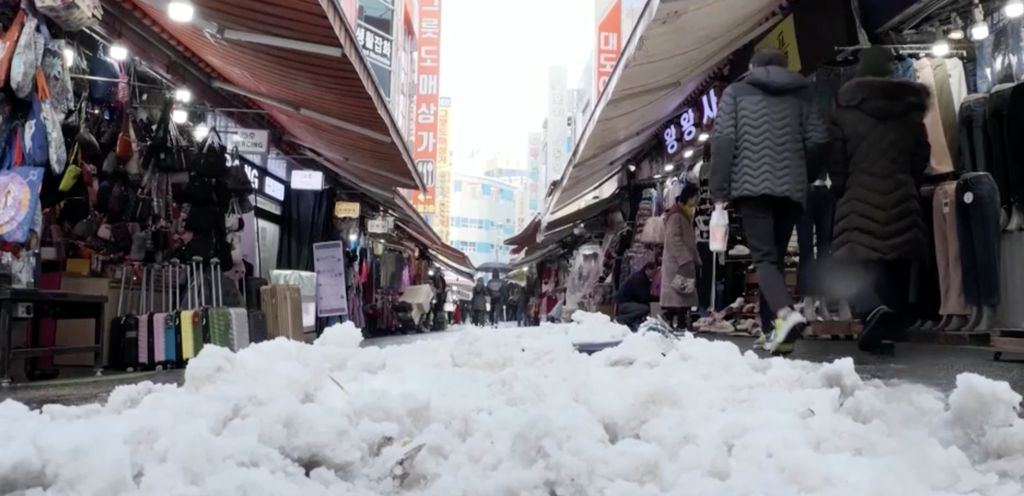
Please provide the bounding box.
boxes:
[2,313,1023,495]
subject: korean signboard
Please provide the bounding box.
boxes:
[411,0,442,216]
[356,24,393,68]
[661,87,721,156]
[754,15,802,72]
[596,0,622,100]
[334,201,361,219]
[435,100,451,242]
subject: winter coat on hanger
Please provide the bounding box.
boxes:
[828,77,930,261]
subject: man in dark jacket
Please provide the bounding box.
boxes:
[827,47,932,352]
[616,262,657,331]
[710,48,829,354]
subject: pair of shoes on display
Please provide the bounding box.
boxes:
[858,306,901,352]
[741,303,758,314]
[934,314,970,332]
[766,310,807,356]
[705,320,736,334]
[962,306,997,332]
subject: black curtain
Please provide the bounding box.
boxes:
[278,189,336,271]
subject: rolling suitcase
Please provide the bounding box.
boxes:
[163,260,182,364]
[262,285,303,341]
[108,265,140,370]
[180,259,200,360]
[248,310,268,344]
[137,266,155,369]
[211,259,249,351]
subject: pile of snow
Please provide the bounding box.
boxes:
[2,315,1023,495]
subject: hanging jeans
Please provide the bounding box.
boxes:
[1004,83,1024,208]
[956,173,1003,307]
[958,94,991,173]
[986,85,1014,209]
[796,184,834,298]
[735,196,801,332]
[932,182,971,316]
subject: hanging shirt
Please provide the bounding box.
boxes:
[914,58,956,175]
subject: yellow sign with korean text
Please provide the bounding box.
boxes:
[756,15,801,72]
[334,201,361,219]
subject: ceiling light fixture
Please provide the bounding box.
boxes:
[947,13,965,40]
[683,148,695,159]
[172,108,189,124]
[627,164,637,172]
[167,0,195,23]
[931,37,950,57]
[664,163,676,172]
[969,1,990,40]
[109,44,128,61]
[62,46,75,67]
[698,132,711,142]
[192,122,210,141]
[653,174,663,180]
[1007,0,1024,18]
[175,87,192,103]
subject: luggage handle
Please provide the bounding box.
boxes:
[138,265,147,316]
[211,258,222,307]
[116,264,128,316]
[171,259,181,310]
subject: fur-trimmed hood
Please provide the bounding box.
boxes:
[837,78,930,121]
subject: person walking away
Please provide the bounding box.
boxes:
[661,183,702,330]
[709,48,829,354]
[616,262,658,331]
[487,271,504,327]
[472,278,488,327]
[826,47,930,352]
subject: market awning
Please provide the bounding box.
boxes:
[508,225,576,272]
[118,0,423,191]
[543,191,622,235]
[550,0,784,211]
[504,215,541,247]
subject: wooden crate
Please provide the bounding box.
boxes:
[992,329,1024,361]
[806,320,861,340]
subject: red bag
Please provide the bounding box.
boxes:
[116,112,133,161]
[0,10,26,87]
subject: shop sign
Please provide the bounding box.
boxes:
[356,24,393,68]
[411,0,443,215]
[230,128,270,154]
[367,216,395,234]
[291,169,324,190]
[263,177,286,202]
[662,87,720,155]
[596,0,622,99]
[755,15,801,72]
[334,201,361,219]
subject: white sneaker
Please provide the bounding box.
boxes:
[729,245,751,257]
[767,310,807,354]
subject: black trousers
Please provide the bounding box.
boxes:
[986,86,1013,208]
[959,95,991,174]
[956,173,1003,307]
[735,196,802,331]
[796,185,834,297]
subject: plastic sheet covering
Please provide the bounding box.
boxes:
[564,244,603,317]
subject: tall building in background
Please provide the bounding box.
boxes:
[410,0,443,221]
[435,97,453,242]
[526,132,543,216]
[544,66,571,194]
[484,153,530,232]
[449,174,520,265]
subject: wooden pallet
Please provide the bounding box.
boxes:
[991,329,1024,361]
[806,320,861,340]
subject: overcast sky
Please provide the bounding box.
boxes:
[440,0,595,172]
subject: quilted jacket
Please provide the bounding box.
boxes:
[828,77,931,261]
[710,66,829,204]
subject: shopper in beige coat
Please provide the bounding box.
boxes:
[661,182,702,329]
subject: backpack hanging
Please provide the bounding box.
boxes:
[0,10,25,88]
[10,12,43,99]
[0,126,44,244]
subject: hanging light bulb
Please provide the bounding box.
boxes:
[172,108,189,124]
[167,0,195,23]
[192,122,210,141]
[348,232,358,242]
[62,46,75,67]
[1007,0,1024,18]
[946,13,965,40]
[174,87,192,103]
[108,44,128,61]
[698,132,711,142]
[682,148,695,159]
[627,164,637,172]
[932,38,951,57]
[653,174,663,180]
[664,163,676,172]
[971,2,990,40]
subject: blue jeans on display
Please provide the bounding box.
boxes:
[956,173,1002,307]
[893,58,917,82]
[975,36,993,93]
[959,95,991,174]
[796,185,834,298]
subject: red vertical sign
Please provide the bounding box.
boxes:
[596,0,621,100]
[412,0,442,215]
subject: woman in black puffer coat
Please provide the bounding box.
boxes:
[826,47,930,351]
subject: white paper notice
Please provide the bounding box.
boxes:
[313,241,349,317]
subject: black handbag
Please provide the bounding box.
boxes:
[183,174,219,206]
[224,146,255,194]
[192,129,227,178]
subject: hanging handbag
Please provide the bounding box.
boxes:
[224,148,254,194]
[33,0,102,32]
[224,198,242,232]
[124,116,141,176]
[192,128,227,178]
[23,97,49,168]
[638,216,665,245]
[10,12,43,99]
[35,68,67,175]
[0,10,25,88]
[0,127,45,244]
[42,38,74,116]
[116,110,132,161]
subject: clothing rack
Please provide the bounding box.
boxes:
[834,44,968,57]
